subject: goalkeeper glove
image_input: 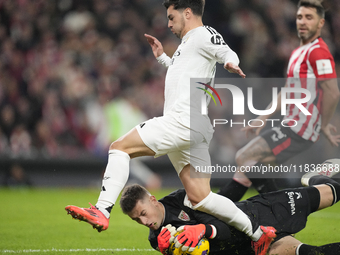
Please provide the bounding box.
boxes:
[157,224,176,254]
[174,224,206,252]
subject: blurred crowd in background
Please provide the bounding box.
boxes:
[0,0,339,164]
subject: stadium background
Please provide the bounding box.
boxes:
[0,0,340,189]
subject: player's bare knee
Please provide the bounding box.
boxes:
[187,191,209,206]
[268,236,302,255]
[179,165,210,205]
[316,185,334,209]
[109,140,133,156]
[109,140,122,151]
[184,181,210,205]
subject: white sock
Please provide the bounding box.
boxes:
[185,192,262,241]
[96,149,130,218]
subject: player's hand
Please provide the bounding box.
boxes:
[224,62,246,78]
[241,125,262,138]
[157,224,177,254]
[322,123,340,147]
[174,224,206,252]
[241,117,267,137]
[144,34,164,58]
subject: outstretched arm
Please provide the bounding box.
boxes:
[224,62,246,78]
[144,34,164,58]
[145,33,171,68]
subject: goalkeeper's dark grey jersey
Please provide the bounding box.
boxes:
[148,189,252,255]
[149,187,315,254]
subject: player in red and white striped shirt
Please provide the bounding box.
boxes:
[219,0,340,202]
[285,35,337,142]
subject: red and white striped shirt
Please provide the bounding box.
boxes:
[283,37,337,142]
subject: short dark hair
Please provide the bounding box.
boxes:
[163,0,205,16]
[120,184,151,214]
[298,0,325,18]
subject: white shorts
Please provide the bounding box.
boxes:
[136,113,212,175]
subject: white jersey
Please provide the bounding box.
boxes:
[157,25,239,137]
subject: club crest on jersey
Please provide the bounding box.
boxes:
[170,49,181,65]
[178,210,190,221]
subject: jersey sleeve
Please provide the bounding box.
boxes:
[148,229,160,251]
[197,26,239,65]
[156,52,172,68]
[159,189,232,241]
[308,47,337,79]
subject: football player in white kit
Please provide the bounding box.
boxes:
[65,1,275,254]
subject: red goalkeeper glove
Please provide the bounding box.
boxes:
[157,224,176,254]
[174,224,206,252]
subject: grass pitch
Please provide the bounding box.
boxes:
[0,187,339,254]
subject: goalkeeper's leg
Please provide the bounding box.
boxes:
[269,235,340,255]
[307,175,340,210]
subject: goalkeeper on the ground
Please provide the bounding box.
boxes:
[120,159,340,255]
